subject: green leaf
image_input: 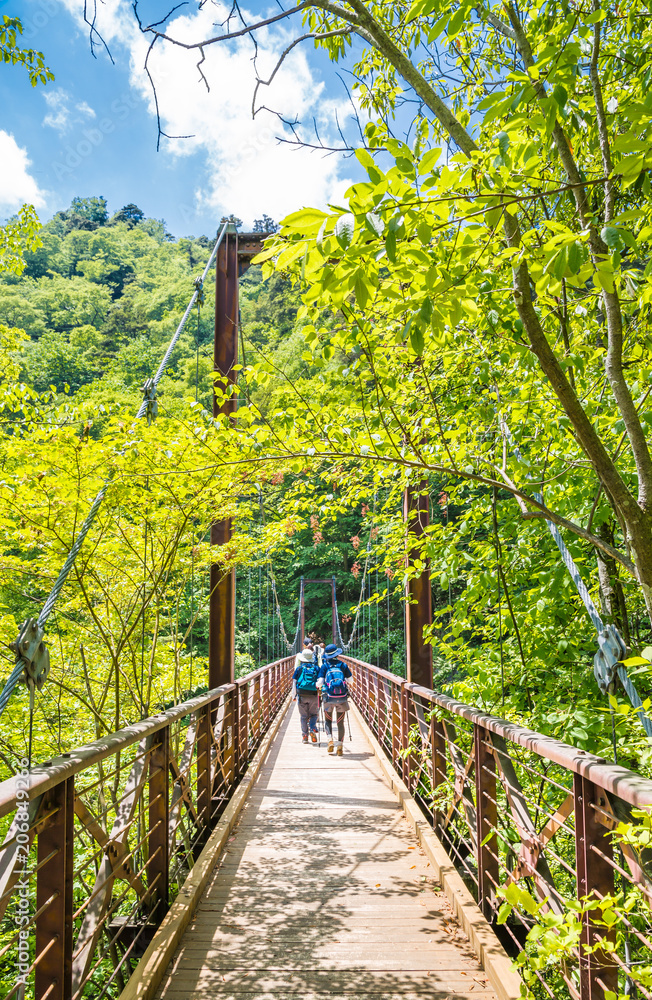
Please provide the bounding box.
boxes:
[355,148,383,185]
[365,211,384,238]
[567,242,583,274]
[418,148,442,174]
[584,7,605,22]
[448,5,466,37]
[552,246,568,279]
[409,323,425,356]
[335,214,355,250]
[385,228,397,263]
[594,267,615,293]
[407,0,438,20]
[601,226,621,249]
[354,270,370,308]
[553,84,568,111]
[282,207,329,233]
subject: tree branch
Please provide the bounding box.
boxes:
[252,28,352,118]
[589,0,615,223]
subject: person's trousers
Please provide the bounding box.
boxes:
[323,700,348,744]
[298,694,319,734]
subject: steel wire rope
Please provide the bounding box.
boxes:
[367,574,371,663]
[269,567,302,653]
[334,521,374,654]
[499,411,652,739]
[374,495,379,666]
[387,574,391,671]
[0,222,229,720]
[141,494,148,719]
[491,485,506,710]
[189,291,202,696]
[256,488,301,654]
[258,566,262,667]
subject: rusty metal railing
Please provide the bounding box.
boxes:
[0,656,293,1000]
[347,656,652,1000]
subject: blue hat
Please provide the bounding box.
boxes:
[324,643,342,658]
[303,638,313,646]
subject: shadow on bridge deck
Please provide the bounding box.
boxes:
[155,705,497,1000]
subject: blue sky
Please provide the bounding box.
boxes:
[1,0,366,236]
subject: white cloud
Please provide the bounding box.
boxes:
[57,1,357,224]
[43,88,97,133]
[0,131,47,212]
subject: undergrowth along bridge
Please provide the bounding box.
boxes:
[1,221,652,1000]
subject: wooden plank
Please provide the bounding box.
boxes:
[157,968,494,994]
[159,991,495,1000]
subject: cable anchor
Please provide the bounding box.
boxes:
[593,624,628,694]
[10,618,50,694]
[140,378,158,425]
[194,276,205,306]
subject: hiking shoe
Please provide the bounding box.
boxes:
[327,740,334,754]
[310,731,318,743]
[336,745,344,756]
[302,734,308,743]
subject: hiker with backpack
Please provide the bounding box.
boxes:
[293,645,320,744]
[317,644,352,756]
[294,638,313,670]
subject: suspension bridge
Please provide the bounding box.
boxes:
[0,222,651,1000]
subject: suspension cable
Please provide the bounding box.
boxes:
[333,523,373,654]
[0,222,229,722]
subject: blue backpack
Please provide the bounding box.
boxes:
[296,661,319,693]
[324,662,348,701]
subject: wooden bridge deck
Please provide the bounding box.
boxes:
[155,703,498,1000]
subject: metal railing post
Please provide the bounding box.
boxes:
[237,681,248,775]
[36,776,74,1000]
[474,724,498,922]
[401,685,410,785]
[253,674,261,741]
[574,775,617,1000]
[223,689,236,788]
[262,669,270,727]
[404,690,417,792]
[148,725,170,921]
[196,702,212,842]
[431,715,446,833]
[391,680,400,770]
